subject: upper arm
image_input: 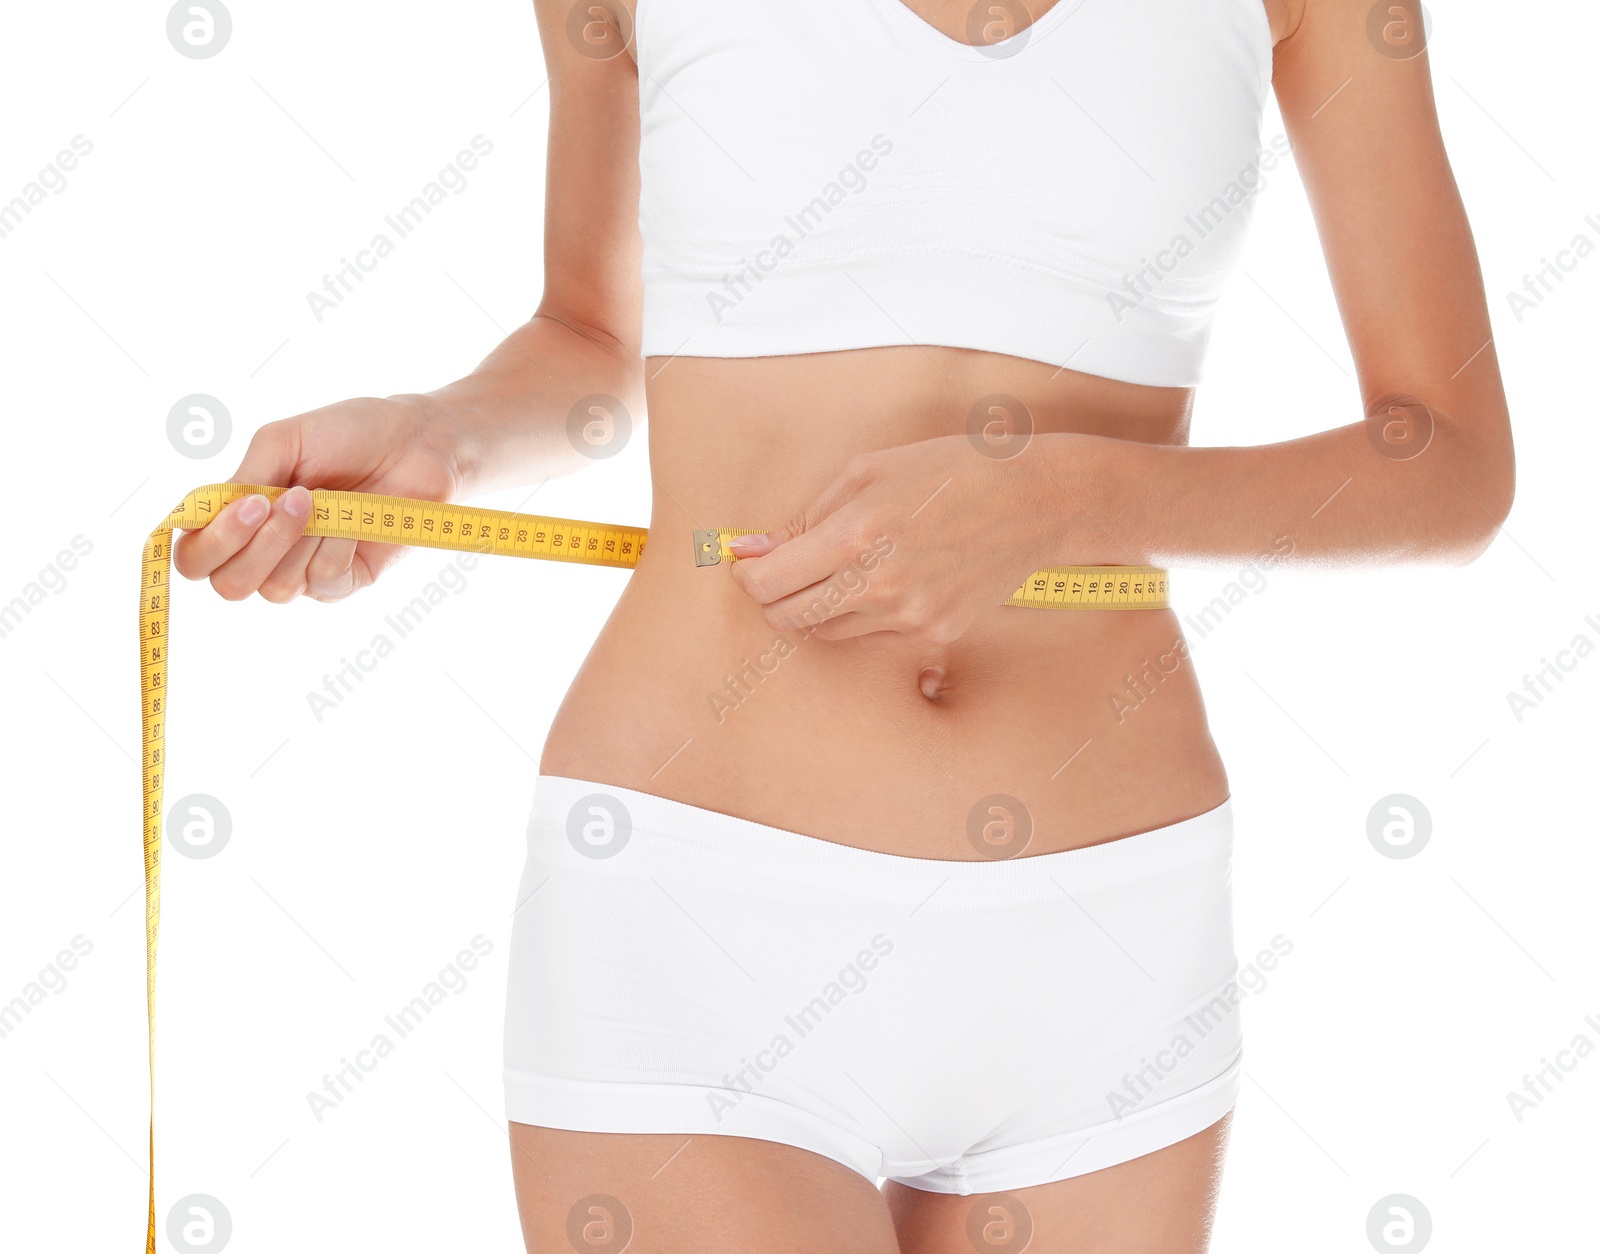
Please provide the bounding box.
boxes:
[530,0,643,354]
[1269,0,1514,510]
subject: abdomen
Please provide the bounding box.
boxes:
[540,345,1229,856]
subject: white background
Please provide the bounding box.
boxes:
[1,1,1595,1251]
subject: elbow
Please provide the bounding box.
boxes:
[1445,449,1515,566]
[1368,389,1514,565]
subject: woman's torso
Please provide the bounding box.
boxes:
[540,0,1276,857]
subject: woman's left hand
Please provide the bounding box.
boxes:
[726,433,1104,644]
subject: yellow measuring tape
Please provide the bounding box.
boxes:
[138,482,1168,1248]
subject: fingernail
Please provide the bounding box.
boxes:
[236,494,269,526]
[726,532,769,556]
[283,487,312,520]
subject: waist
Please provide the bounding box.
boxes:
[541,580,1229,854]
[540,347,1227,855]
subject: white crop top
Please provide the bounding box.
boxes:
[635,0,1274,388]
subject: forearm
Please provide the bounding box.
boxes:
[395,312,645,499]
[1033,402,1515,571]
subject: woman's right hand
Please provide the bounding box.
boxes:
[172,394,465,604]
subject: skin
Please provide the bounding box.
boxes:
[174,0,1513,1248]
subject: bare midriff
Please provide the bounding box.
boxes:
[539,346,1230,859]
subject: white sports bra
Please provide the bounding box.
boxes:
[635,0,1274,387]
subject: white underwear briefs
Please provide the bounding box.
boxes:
[503,775,1243,1195]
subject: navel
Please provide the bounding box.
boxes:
[918,664,951,702]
